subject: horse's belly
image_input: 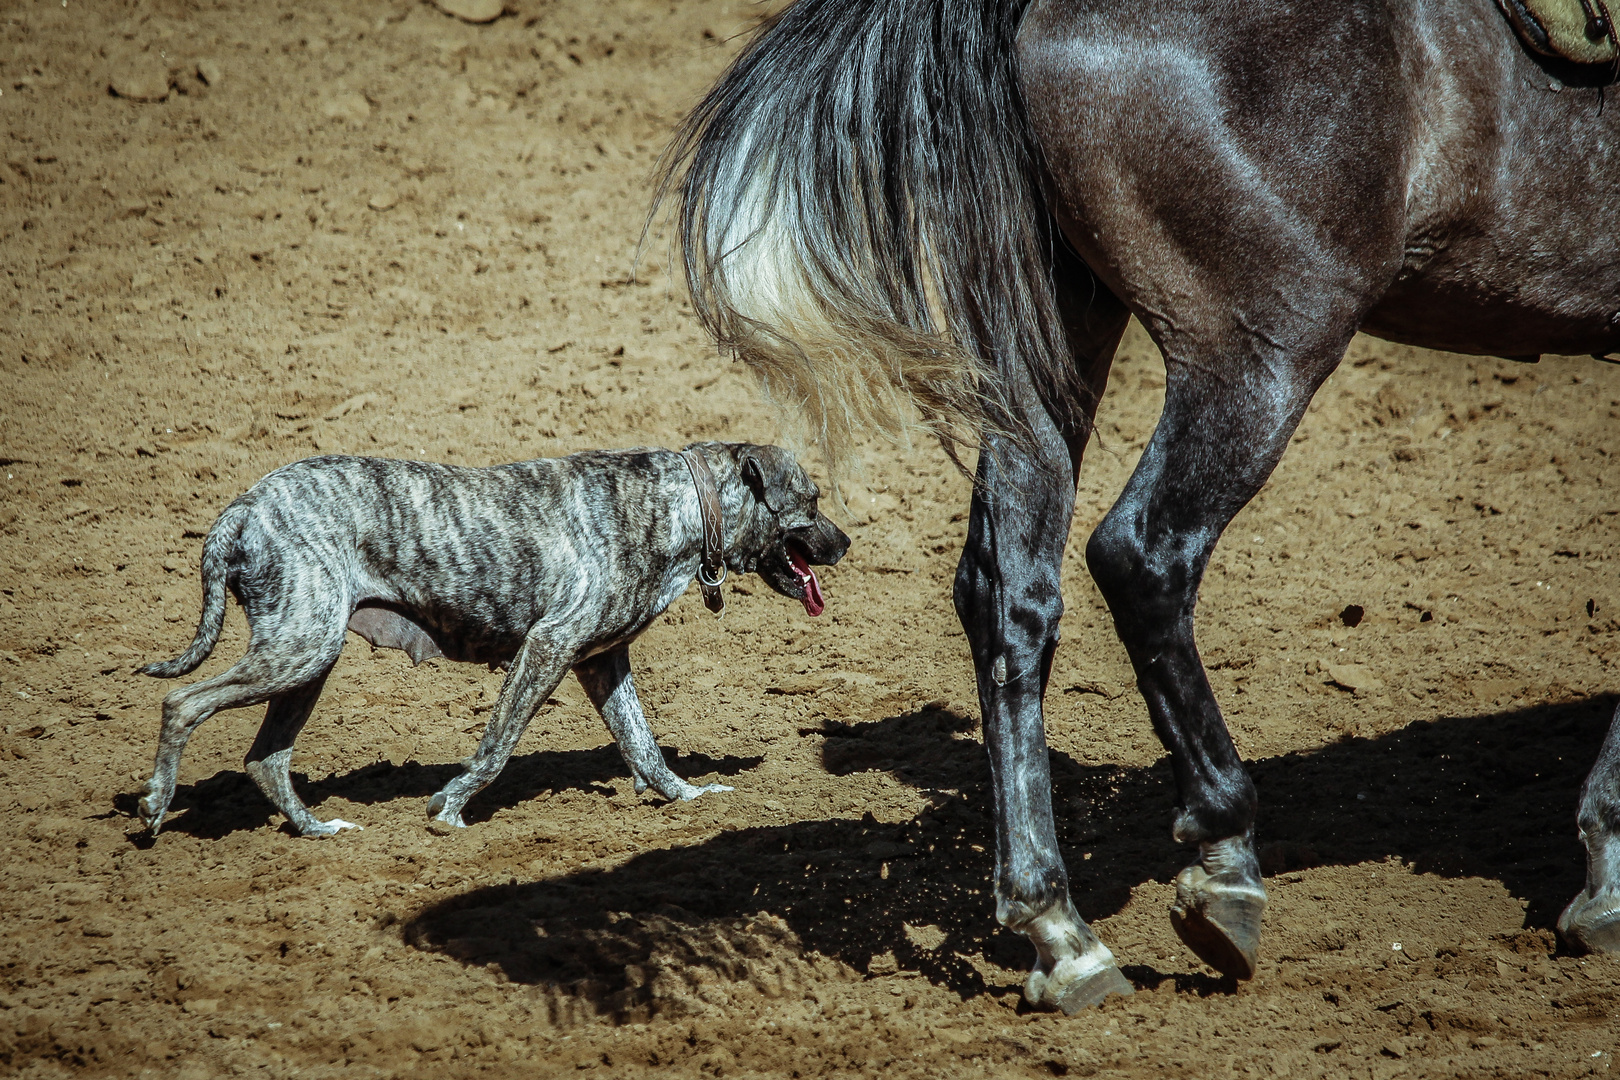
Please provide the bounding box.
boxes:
[1364,253,1619,358]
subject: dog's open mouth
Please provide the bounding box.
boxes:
[788,543,824,617]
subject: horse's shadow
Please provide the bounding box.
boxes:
[396,694,1615,1014]
[115,745,762,841]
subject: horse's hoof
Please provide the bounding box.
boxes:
[1170,860,1265,980]
[1051,964,1135,1014]
[1022,912,1133,1015]
[1558,890,1620,954]
[1027,959,1134,1013]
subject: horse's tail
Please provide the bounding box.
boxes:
[656,0,1065,470]
[139,501,247,678]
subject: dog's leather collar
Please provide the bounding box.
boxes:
[680,448,727,615]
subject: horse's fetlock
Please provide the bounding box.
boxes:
[996,896,1042,935]
[1578,797,1620,838]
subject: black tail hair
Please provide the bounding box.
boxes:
[655,0,1068,470]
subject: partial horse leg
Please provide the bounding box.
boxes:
[575,646,731,801]
[427,626,573,829]
[1084,339,1346,979]
[1560,702,1620,952]
[243,672,360,837]
[1014,4,1406,977]
[954,258,1132,1013]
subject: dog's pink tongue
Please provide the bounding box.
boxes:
[789,548,825,617]
[802,566,824,617]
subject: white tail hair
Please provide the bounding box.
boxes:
[655,0,1074,472]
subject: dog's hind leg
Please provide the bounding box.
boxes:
[575,646,731,802]
[140,575,350,835]
[140,674,257,834]
[140,644,326,835]
[427,626,572,830]
[243,672,359,837]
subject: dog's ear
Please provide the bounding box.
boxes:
[739,450,773,510]
[738,446,791,513]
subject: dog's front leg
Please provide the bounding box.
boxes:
[575,646,732,802]
[426,627,572,830]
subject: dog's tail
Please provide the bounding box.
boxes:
[654,0,1063,469]
[139,501,248,678]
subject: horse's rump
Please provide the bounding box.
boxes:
[655,0,1075,470]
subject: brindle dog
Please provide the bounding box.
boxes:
[137,442,849,837]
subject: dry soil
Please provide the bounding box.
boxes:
[2,1,1619,1077]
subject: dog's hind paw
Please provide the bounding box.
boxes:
[425,791,468,832]
[137,783,170,834]
[301,817,362,837]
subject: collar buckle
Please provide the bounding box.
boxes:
[680,449,727,615]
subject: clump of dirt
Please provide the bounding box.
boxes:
[1,1,1616,1077]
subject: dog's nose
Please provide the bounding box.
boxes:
[817,517,851,565]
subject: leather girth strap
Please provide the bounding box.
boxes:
[680,448,728,615]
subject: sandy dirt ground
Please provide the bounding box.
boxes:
[2,1,1619,1076]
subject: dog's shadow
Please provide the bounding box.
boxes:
[395,694,1615,1018]
[114,745,762,841]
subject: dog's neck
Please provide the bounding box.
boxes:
[681,444,770,574]
[679,448,728,614]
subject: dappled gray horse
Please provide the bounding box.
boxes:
[659,0,1620,1012]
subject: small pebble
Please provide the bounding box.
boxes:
[368,191,398,211]
[108,58,170,102]
[435,0,504,23]
[324,392,379,419]
[320,91,372,125]
[195,58,223,87]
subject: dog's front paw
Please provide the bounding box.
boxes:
[675,781,733,801]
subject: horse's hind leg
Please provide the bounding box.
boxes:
[1083,331,1352,978]
[1016,0,1413,978]
[954,255,1133,1013]
[244,670,359,837]
[1560,702,1620,952]
[958,430,1134,1012]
